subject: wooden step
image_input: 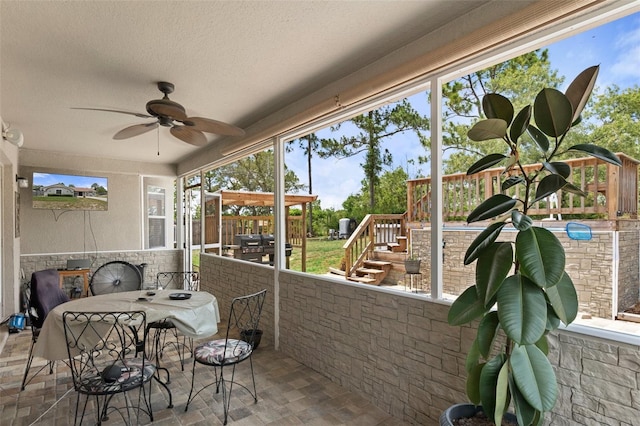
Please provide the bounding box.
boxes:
[363,260,392,272]
[355,267,386,276]
[328,267,345,276]
[347,275,378,285]
[387,242,405,253]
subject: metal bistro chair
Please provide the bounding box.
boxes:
[185,289,267,425]
[62,311,156,426]
[21,269,70,390]
[146,271,199,370]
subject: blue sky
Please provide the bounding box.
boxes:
[33,172,108,189]
[285,11,640,210]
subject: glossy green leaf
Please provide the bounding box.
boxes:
[526,124,549,153]
[466,339,481,373]
[542,161,571,179]
[545,272,578,325]
[448,286,486,326]
[497,274,547,345]
[516,227,565,288]
[572,114,583,127]
[563,182,587,197]
[568,143,622,166]
[510,105,531,142]
[467,153,508,175]
[464,222,506,265]
[546,305,561,331]
[479,354,505,423]
[534,174,567,202]
[565,65,599,123]
[483,94,514,125]
[510,375,539,426]
[511,210,532,232]
[495,362,510,425]
[477,311,500,358]
[511,344,558,411]
[467,194,517,223]
[468,119,508,141]
[534,88,573,137]
[502,176,524,191]
[476,242,513,306]
[535,333,549,356]
[467,362,484,405]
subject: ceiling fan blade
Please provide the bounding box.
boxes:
[71,107,152,119]
[146,101,187,121]
[170,126,208,146]
[113,122,159,140]
[185,117,245,136]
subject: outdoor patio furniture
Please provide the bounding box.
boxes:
[146,271,200,370]
[62,310,155,425]
[21,269,69,390]
[185,289,267,425]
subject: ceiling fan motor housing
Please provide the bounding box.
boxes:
[146,82,187,120]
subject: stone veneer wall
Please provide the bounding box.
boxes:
[201,253,640,425]
[20,249,182,290]
[616,220,640,313]
[198,254,274,348]
[411,220,640,319]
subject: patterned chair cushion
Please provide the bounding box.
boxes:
[76,359,155,395]
[194,339,252,366]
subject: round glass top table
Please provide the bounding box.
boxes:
[34,289,220,360]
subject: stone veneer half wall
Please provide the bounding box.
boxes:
[411,220,640,319]
[20,249,182,293]
[202,253,640,425]
[198,254,274,349]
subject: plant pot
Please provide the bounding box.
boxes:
[439,403,517,425]
[240,329,263,350]
[404,259,421,274]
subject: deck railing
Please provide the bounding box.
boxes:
[407,153,639,223]
[197,215,304,246]
[342,214,406,277]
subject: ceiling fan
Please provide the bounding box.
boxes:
[73,81,245,146]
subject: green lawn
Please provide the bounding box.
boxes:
[33,196,107,210]
[288,237,344,274]
[191,238,345,275]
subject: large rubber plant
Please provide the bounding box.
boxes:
[447,65,621,425]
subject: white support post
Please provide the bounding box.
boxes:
[430,77,443,300]
[273,136,285,350]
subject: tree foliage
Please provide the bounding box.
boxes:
[579,84,640,158]
[287,133,321,235]
[438,50,564,173]
[319,99,429,210]
[341,166,408,221]
[204,150,305,215]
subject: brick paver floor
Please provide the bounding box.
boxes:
[0,329,406,425]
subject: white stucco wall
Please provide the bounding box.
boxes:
[18,150,176,254]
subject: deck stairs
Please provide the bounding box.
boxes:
[328,234,408,285]
[348,259,393,285]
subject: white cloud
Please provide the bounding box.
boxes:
[611,44,640,79]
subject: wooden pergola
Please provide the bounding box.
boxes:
[218,190,317,208]
[207,190,317,271]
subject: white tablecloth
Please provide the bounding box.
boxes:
[34,290,220,360]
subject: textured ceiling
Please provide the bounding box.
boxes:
[1,0,494,167]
